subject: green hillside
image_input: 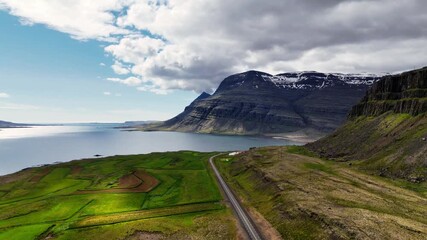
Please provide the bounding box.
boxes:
[308,113,426,182]
[308,67,427,182]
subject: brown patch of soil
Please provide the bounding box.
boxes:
[133,170,159,192]
[125,231,164,240]
[29,168,51,183]
[247,207,283,240]
[77,170,159,194]
[118,173,141,189]
[70,166,83,175]
[0,169,33,185]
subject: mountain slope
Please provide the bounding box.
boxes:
[146,70,382,139]
[308,67,427,182]
[0,120,25,128]
[216,147,427,239]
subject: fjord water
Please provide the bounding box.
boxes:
[0,124,298,176]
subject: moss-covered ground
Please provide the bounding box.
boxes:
[0,151,236,239]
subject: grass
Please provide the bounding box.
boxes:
[308,112,427,182]
[0,151,236,239]
[286,145,319,158]
[80,193,147,216]
[0,224,52,240]
[303,162,336,175]
[57,210,235,240]
[217,146,427,239]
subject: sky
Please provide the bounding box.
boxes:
[0,0,426,123]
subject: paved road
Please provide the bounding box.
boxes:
[209,154,264,240]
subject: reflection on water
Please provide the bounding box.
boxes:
[0,126,93,139]
[0,125,300,176]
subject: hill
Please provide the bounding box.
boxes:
[144,71,382,141]
[307,67,427,182]
[216,146,427,239]
[0,120,25,128]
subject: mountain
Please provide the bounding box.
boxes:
[145,70,383,140]
[307,67,427,182]
[0,120,26,128]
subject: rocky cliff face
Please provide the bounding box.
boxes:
[349,67,427,117]
[308,67,427,182]
[146,70,382,138]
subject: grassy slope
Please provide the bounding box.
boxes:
[307,112,427,182]
[217,146,427,240]
[0,151,236,240]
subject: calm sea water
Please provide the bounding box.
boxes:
[0,124,300,176]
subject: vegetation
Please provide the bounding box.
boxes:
[308,112,427,182]
[216,146,427,239]
[0,151,236,239]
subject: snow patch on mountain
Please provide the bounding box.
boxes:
[262,71,386,89]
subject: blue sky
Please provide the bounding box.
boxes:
[0,1,426,123]
[0,12,197,123]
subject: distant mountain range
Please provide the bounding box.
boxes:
[0,120,27,128]
[144,70,384,140]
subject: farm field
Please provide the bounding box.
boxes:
[0,151,236,239]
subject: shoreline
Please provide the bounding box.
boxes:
[129,127,325,144]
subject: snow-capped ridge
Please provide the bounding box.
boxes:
[263,71,384,89]
[215,70,384,92]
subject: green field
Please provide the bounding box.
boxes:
[0,151,236,239]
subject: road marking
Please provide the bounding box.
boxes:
[209,154,263,240]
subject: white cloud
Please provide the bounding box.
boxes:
[1,0,427,93]
[107,76,142,86]
[137,85,171,95]
[0,92,10,98]
[0,0,132,41]
[99,62,106,67]
[105,35,165,63]
[111,61,130,75]
[103,91,111,95]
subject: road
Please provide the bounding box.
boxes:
[209,154,264,240]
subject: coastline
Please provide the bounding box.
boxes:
[131,127,325,144]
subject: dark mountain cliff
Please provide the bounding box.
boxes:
[145,70,382,139]
[308,67,427,182]
[349,67,427,117]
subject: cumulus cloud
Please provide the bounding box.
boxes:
[0,92,10,98]
[1,0,426,93]
[0,0,132,41]
[111,60,130,75]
